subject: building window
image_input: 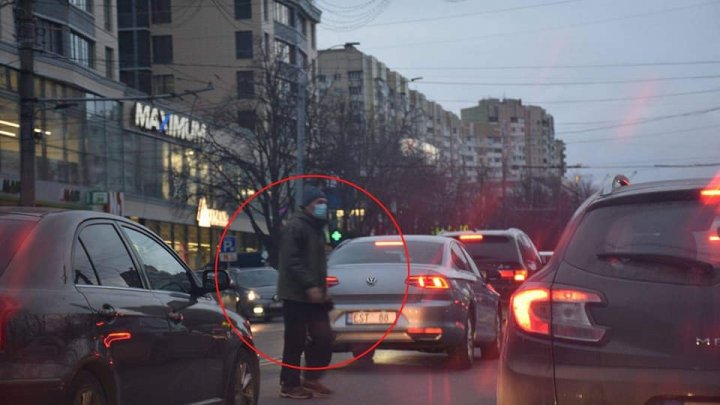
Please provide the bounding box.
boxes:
[333,73,341,81]
[235,31,253,59]
[274,39,293,64]
[152,35,173,64]
[311,23,316,50]
[298,50,307,69]
[151,0,172,23]
[348,70,362,81]
[70,32,94,68]
[236,71,254,98]
[264,33,270,56]
[105,47,114,79]
[274,2,293,27]
[69,0,92,13]
[37,19,64,56]
[263,0,269,22]
[317,74,326,83]
[298,14,307,35]
[349,86,362,95]
[152,74,174,95]
[235,0,251,19]
[104,0,112,30]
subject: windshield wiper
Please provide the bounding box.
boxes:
[597,252,717,272]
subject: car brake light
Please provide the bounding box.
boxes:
[326,276,339,287]
[701,189,720,197]
[407,327,442,334]
[0,297,19,352]
[374,241,404,247]
[103,332,133,348]
[499,269,528,283]
[710,236,720,242]
[459,234,484,242]
[510,285,606,343]
[407,275,449,289]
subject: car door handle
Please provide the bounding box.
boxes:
[98,304,118,320]
[167,311,184,324]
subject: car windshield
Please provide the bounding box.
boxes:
[566,199,720,285]
[328,240,445,265]
[233,269,277,287]
[460,236,520,264]
[0,218,36,279]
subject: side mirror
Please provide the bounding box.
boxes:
[202,269,231,292]
[486,269,501,282]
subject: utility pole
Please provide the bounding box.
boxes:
[17,0,36,206]
[294,68,307,209]
[501,121,508,228]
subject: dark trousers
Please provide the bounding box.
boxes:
[280,299,333,387]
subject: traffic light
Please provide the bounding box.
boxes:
[331,230,343,242]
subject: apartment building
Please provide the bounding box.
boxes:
[318,45,474,174]
[461,98,566,184]
[118,0,321,110]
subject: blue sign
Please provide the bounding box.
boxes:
[221,236,236,253]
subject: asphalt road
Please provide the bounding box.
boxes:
[250,320,499,405]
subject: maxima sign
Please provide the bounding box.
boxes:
[133,102,207,142]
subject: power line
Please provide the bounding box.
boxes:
[366,0,720,49]
[364,0,582,27]
[560,106,720,135]
[562,125,720,144]
[392,60,720,71]
[419,74,720,87]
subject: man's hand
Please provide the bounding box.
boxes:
[306,287,325,303]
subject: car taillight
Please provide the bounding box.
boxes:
[407,275,449,289]
[499,269,528,283]
[326,276,339,287]
[510,284,606,343]
[0,297,19,352]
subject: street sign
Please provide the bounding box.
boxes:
[219,236,237,262]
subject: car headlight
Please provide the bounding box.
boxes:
[247,290,260,301]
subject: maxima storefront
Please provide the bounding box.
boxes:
[0,66,261,269]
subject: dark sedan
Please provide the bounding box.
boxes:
[327,235,503,369]
[498,177,720,404]
[222,267,282,321]
[0,208,259,405]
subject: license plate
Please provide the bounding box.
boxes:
[346,311,397,325]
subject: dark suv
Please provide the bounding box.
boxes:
[498,177,720,404]
[441,229,544,303]
[0,208,259,405]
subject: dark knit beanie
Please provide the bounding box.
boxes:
[302,185,326,207]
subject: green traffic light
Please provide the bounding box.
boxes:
[331,230,342,242]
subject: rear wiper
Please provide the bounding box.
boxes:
[597,252,717,272]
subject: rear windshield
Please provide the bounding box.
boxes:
[328,241,444,265]
[565,199,720,285]
[0,218,37,278]
[233,269,277,287]
[460,236,521,264]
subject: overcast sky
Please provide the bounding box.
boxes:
[316,0,720,185]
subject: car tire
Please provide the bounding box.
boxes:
[480,310,502,360]
[448,316,474,370]
[226,348,260,405]
[66,370,107,405]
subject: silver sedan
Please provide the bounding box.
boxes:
[326,235,503,369]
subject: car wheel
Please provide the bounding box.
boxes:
[66,371,107,405]
[481,310,502,359]
[226,348,260,405]
[448,316,473,370]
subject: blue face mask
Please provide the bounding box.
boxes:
[312,203,327,219]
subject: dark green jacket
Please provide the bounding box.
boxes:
[277,212,327,302]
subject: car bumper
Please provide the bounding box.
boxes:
[497,328,556,405]
[329,299,467,352]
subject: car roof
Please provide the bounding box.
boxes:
[440,229,524,238]
[0,207,134,223]
[591,177,716,205]
[345,234,455,244]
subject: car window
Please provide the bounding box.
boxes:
[123,227,194,293]
[460,235,522,266]
[234,269,277,287]
[328,240,445,265]
[79,224,143,289]
[519,235,542,271]
[565,199,720,285]
[460,248,482,279]
[72,241,100,285]
[450,244,471,272]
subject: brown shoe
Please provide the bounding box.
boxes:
[302,379,335,396]
[280,386,314,399]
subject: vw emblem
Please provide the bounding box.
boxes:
[366,276,378,287]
